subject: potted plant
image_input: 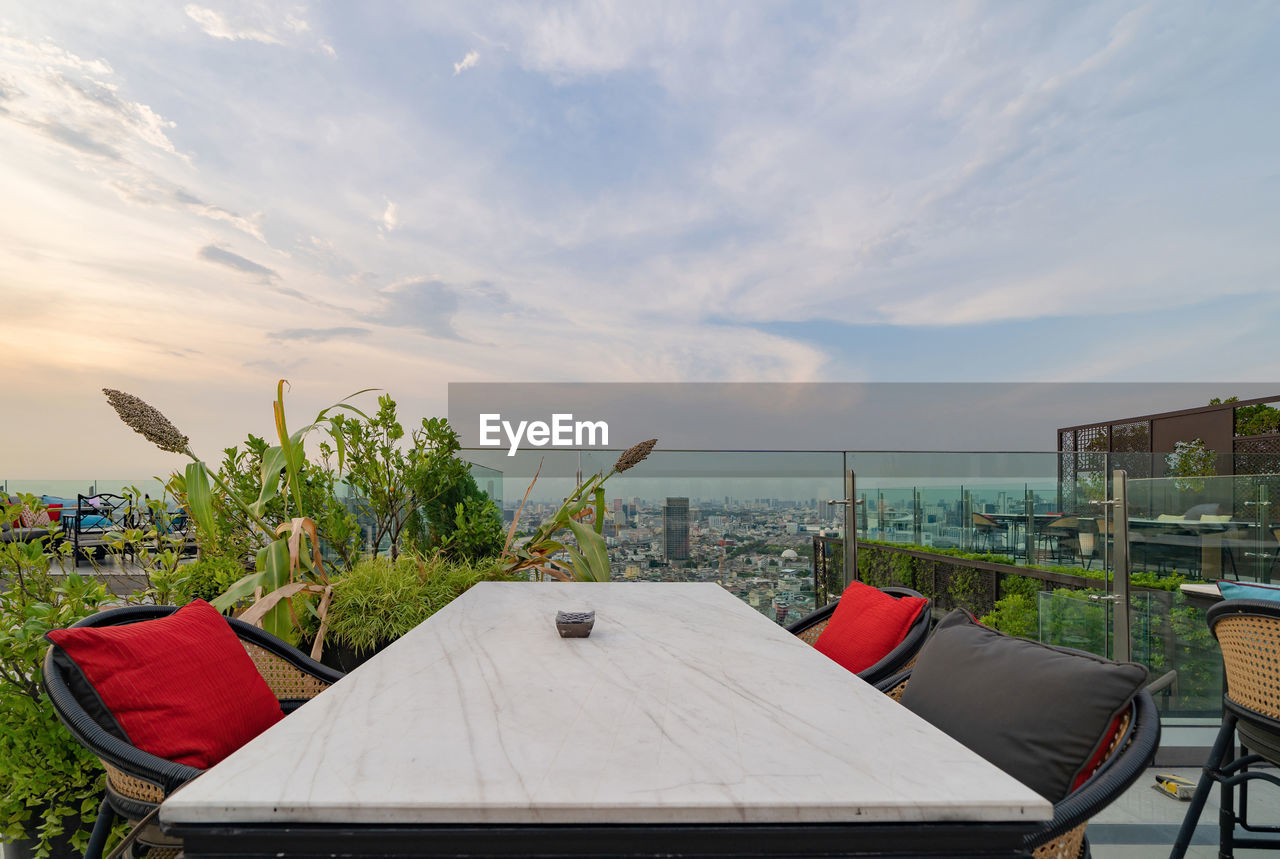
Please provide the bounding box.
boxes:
[0,500,117,859]
[318,554,519,671]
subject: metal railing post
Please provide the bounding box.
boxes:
[1089,469,1130,662]
[1112,469,1131,663]
[825,470,860,590]
[846,470,857,588]
[912,487,922,546]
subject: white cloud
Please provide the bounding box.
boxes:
[182,4,333,53]
[453,50,480,75]
[1,0,1278,482]
[184,5,283,45]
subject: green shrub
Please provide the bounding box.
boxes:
[861,540,1184,593]
[979,593,1039,638]
[0,518,122,857]
[323,555,522,654]
[1000,574,1041,601]
[948,568,981,609]
[170,556,246,606]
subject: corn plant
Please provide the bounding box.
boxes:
[104,382,370,642]
[502,439,656,582]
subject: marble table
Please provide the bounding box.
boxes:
[160,582,1052,857]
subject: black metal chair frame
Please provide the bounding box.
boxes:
[971,513,1008,554]
[43,605,345,859]
[1172,599,1280,858]
[786,586,932,686]
[875,668,1160,857]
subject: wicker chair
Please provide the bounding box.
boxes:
[1171,599,1280,858]
[786,586,931,686]
[874,668,1159,859]
[43,605,344,859]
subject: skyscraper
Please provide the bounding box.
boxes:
[662,497,690,561]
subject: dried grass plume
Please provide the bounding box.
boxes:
[613,438,658,473]
[103,388,189,453]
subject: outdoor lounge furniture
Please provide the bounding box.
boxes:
[786,585,931,685]
[158,582,1053,858]
[65,493,131,565]
[875,669,1159,858]
[1171,599,1280,858]
[972,512,1008,551]
[1,494,58,544]
[43,604,344,859]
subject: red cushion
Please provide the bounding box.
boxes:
[1070,711,1127,792]
[813,582,927,675]
[46,600,284,769]
[46,503,62,523]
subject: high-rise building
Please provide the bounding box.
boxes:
[662,497,690,561]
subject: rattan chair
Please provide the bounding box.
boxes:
[1171,599,1280,858]
[874,668,1159,859]
[786,586,931,686]
[43,605,344,859]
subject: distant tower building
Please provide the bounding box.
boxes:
[662,497,690,561]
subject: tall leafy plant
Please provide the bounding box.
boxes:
[324,404,499,562]
[103,383,368,641]
[502,439,656,582]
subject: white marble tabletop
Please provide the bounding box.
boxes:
[161,582,1051,826]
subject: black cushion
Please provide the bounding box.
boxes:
[899,609,1147,802]
[50,648,131,743]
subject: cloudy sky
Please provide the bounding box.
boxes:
[2,2,1278,477]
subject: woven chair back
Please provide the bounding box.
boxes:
[1210,604,1280,722]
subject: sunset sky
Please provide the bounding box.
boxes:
[2,2,1277,477]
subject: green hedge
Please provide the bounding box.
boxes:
[854,540,1219,711]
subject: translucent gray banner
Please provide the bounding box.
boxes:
[448,383,1278,453]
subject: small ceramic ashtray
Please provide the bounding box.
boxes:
[556,610,595,638]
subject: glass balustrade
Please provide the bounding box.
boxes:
[11,451,1280,723]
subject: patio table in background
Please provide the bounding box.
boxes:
[986,512,1062,560]
[1127,518,1258,579]
[160,582,1051,858]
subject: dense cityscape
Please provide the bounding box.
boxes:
[507,496,844,625]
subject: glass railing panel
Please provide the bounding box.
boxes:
[1131,590,1223,718]
[1038,589,1109,656]
[1128,473,1277,583]
[465,449,846,625]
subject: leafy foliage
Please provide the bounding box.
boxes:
[1166,438,1217,491]
[860,540,1185,592]
[323,555,521,653]
[0,499,119,857]
[1211,396,1280,437]
[979,593,1039,638]
[168,556,247,606]
[324,403,499,563]
[213,434,360,573]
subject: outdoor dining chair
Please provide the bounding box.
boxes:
[971,512,1008,552]
[874,610,1160,859]
[1171,598,1280,858]
[787,585,931,686]
[43,604,344,859]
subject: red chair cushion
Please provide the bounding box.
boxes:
[1071,712,1127,792]
[46,600,284,769]
[813,581,927,675]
